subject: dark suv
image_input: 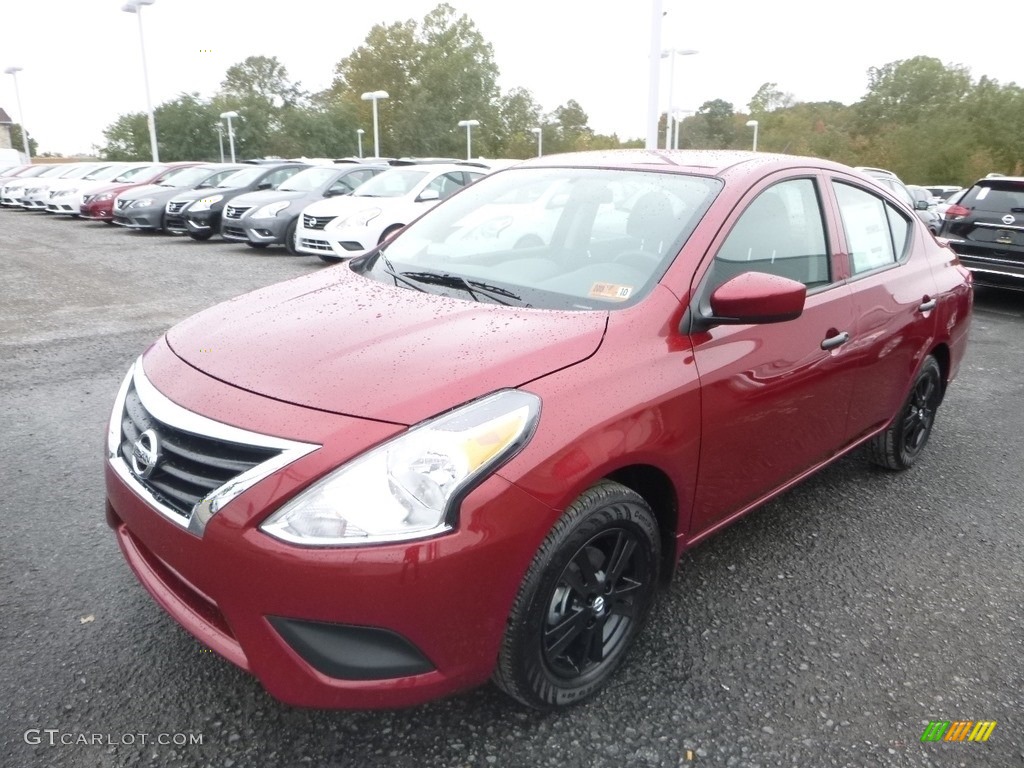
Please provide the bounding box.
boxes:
[939,176,1024,288]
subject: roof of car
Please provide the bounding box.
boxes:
[518,149,858,178]
[973,175,1024,184]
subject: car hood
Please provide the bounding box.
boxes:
[230,189,310,208]
[171,185,248,202]
[119,183,175,200]
[301,194,403,218]
[165,265,607,425]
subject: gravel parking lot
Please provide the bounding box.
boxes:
[1,210,1022,768]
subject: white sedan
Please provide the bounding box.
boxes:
[294,163,489,262]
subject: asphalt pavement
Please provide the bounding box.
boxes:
[1,210,1021,767]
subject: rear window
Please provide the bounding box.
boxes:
[962,181,1024,213]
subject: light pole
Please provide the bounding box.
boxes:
[746,119,759,151]
[214,123,225,163]
[121,0,159,162]
[360,90,389,158]
[661,48,699,150]
[457,119,480,160]
[220,111,238,163]
[673,109,694,150]
[531,126,543,157]
[3,66,31,163]
[356,128,364,158]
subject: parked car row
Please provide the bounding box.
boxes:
[1,158,502,262]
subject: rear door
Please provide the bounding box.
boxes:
[826,177,940,440]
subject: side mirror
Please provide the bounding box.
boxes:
[706,271,806,326]
[417,189,441,202]
[915,200,930,211]
[257,181,272,190]
[324,188,349,197]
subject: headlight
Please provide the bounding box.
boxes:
[95,192,114,202]
[252,200,291,218]
[331,207,381,228]
[189,194,223,212]
[131,198,155,208]
[60,188,77,197]
[260,389,541,546]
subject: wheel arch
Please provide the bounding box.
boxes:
[929,342,951,403]
[605,464,680,585]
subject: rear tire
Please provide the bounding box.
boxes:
[493,480,660,710]
[867,355,943,470]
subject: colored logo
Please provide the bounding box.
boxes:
[920,720,997,742]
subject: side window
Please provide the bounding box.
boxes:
[423,172,467,200]
[709,178,830,290]
[833,182,906,274]
[264,167,301,188]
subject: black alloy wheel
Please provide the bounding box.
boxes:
[494,481,659,709]
[868,355,943,470]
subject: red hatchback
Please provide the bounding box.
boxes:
[80,162,198,222]
[105,150,972,710]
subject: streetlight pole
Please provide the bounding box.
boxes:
[673,109,694,150]
[646,0,663,150]
[220,111,238,163]
[360,91,389,158]
[214,123,224,163]
[746,119,759,151]
[3,66,31,163]
[532,126,543,157]
[356,128,364,158]
[121,0,159,162]
[457,119,480,160]
[661,48,699,150]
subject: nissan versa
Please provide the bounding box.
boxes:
[105,150,972,710]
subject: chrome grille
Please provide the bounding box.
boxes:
[167,200,188,214]
[118,382,280,519]
[224,205,251,220]
[303,214,335,230]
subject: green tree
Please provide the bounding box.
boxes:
[493,87,543,158]
[9,124,38,157]
[747,82,793,115]
[857,56,971,127]
[328,3,502,157]
[681,99,737,149]
[97,112,148,160]
[152,93,221,161]
[217,55,307,158]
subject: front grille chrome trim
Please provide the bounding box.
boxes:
[108,357,320,537]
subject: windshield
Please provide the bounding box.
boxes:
[278,166,338,192]
[59,164,100,180]
[39,165,71,178]
[159,166,215,187]
[216,166,268,188]
[355,167,720,311]
[113,164,161,182]
[84,165,124,181]
[353,169,429,198]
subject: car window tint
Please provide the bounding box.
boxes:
[263,167,301,188]
[885,204,911,259]
[962,181,1024,212]
[423,172,467,200]
[710,179,830,289]
[833,182,899,274]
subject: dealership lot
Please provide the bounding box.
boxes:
[1,211,1021,767]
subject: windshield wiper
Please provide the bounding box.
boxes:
[378,252,426,292]
[399,270,521,305]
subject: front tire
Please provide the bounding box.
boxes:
[867,355,943,470]
[284,218,299,255]
[189,231,213,241]
[493,480,660,710]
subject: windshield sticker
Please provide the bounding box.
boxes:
[976,187,990,200]
[589,283,633,301]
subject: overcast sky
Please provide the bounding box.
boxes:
[2,0,1020,156]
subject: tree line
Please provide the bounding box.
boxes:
[92,3,1023,186]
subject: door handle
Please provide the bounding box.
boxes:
[820,331,850,350]
[919,297,937,312]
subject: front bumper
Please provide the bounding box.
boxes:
[222,214,290,245]
[184,209,220,236]
[113,205,164,230]
[47,197,81,215]
[104,349,550,708]
[295,225,371,260]
[80,199,115,220]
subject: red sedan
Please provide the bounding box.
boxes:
[105,150,972,710]
[80,162,198,222]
